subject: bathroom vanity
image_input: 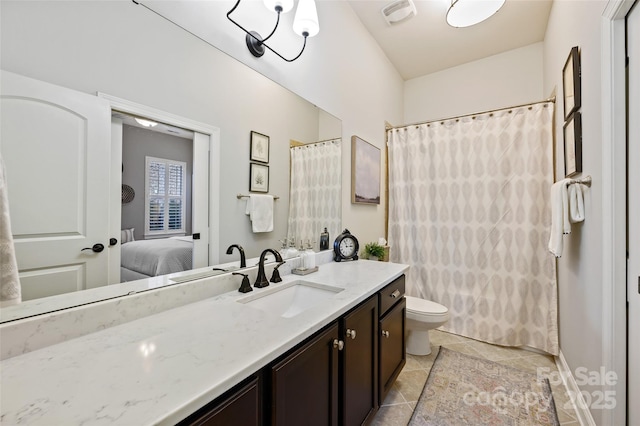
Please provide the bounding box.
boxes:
[0,259,408,425]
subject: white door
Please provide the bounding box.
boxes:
[0,70,113,300]
[628,3,640,424]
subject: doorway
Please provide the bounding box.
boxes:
[115,112,200,282]
[100,93,221,283]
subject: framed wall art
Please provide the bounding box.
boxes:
[351,135,380,205]
[250,131,270,163]
[563,46,581,120]
[563,112,582,177]
[249,162,269,193]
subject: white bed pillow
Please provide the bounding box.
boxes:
[121,228,135,244]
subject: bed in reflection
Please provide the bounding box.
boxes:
[120,236,193,281]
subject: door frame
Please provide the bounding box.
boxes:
[98,93,221,269]
[602,1,634,424]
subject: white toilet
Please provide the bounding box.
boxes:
[405,296,449,355]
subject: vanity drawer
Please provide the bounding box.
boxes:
[378,275,405,316]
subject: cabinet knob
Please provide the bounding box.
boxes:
[390,289,401,298]
[346,329,357,340]
[381,330,390,338]
[333,339,345,351]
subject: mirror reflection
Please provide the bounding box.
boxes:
[0,1,342,323]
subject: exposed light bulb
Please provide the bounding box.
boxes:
[293,0,319,37]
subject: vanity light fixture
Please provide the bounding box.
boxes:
[446,0,505,28]
[134,117,158,127]
[227,0,319,62]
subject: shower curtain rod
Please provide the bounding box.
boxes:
[291,138,340,148]
[387,97,556,131]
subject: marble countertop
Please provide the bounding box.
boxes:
[0,260,408,425]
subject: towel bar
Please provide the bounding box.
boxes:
[569,175,592,187]
[237,193,280,200]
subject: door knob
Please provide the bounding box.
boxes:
[346,329,357,340]
[81,243,105,253]
[109,238,118,246]
[381,330,390,338]
[333,339,344,351]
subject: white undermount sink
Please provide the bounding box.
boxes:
[237,280,344,318]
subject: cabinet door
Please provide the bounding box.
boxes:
[271,323,340,426]
[341,295,378,425]
[379,298,406,403]
[180,376,261,426]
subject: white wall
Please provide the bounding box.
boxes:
[542,1,608,423]
[403,43,544,124]
[0,0,403,258]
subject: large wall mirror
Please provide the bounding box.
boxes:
[0,0,342,323]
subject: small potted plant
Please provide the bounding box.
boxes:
[364,242,385,261]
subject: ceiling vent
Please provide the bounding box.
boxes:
[381,0,417,25]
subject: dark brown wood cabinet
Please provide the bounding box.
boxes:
[378,275,406,403]
[341,296,378,426]
[271,323,340,426]
[379,298,406,402]
[179,376,262,426]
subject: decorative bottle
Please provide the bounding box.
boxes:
[319,227,330,251]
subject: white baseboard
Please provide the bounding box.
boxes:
[555,350,597,426]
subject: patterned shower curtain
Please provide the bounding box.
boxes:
[388,102,558,355]
[287,139,342,246]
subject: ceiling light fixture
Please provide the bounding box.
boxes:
[446,0,505,28]
[227,0,319,62]
[134,118,158,127]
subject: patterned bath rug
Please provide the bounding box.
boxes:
[408,346,560,426]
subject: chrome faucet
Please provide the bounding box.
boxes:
[254,248,283,288]
[226,244,246,268]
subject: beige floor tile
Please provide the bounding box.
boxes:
[465,339,531,361]
[429,329,467,346]
[406,352,437,370]
[380,386,407,406]
[403,354,426,371]
[393,369,429,403]
[370,403,414,426]
[440,341,485,358]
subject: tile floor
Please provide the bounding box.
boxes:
[372,329,579,426]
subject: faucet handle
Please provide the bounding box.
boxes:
[233,272,252,293]
[270,261,286,283]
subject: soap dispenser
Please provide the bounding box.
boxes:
[320,227,330,251]
[304,240,316,269]
[286,237,299,259]
[278,239,288,259]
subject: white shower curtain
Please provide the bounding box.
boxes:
[388,102,558,355]
[288,139,342,246]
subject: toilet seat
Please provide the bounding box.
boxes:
[405,295,449,321]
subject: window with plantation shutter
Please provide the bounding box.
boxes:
[145,156,186,237]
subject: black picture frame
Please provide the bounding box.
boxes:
[250,131,269,163]
[563,46,581,120]
[249,162,269,193]
[563,112,582,177]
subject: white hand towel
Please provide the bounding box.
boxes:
[245,194,274,233]
[0,155,21,306]
[548,179,572,257]
[568,183,585,223]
